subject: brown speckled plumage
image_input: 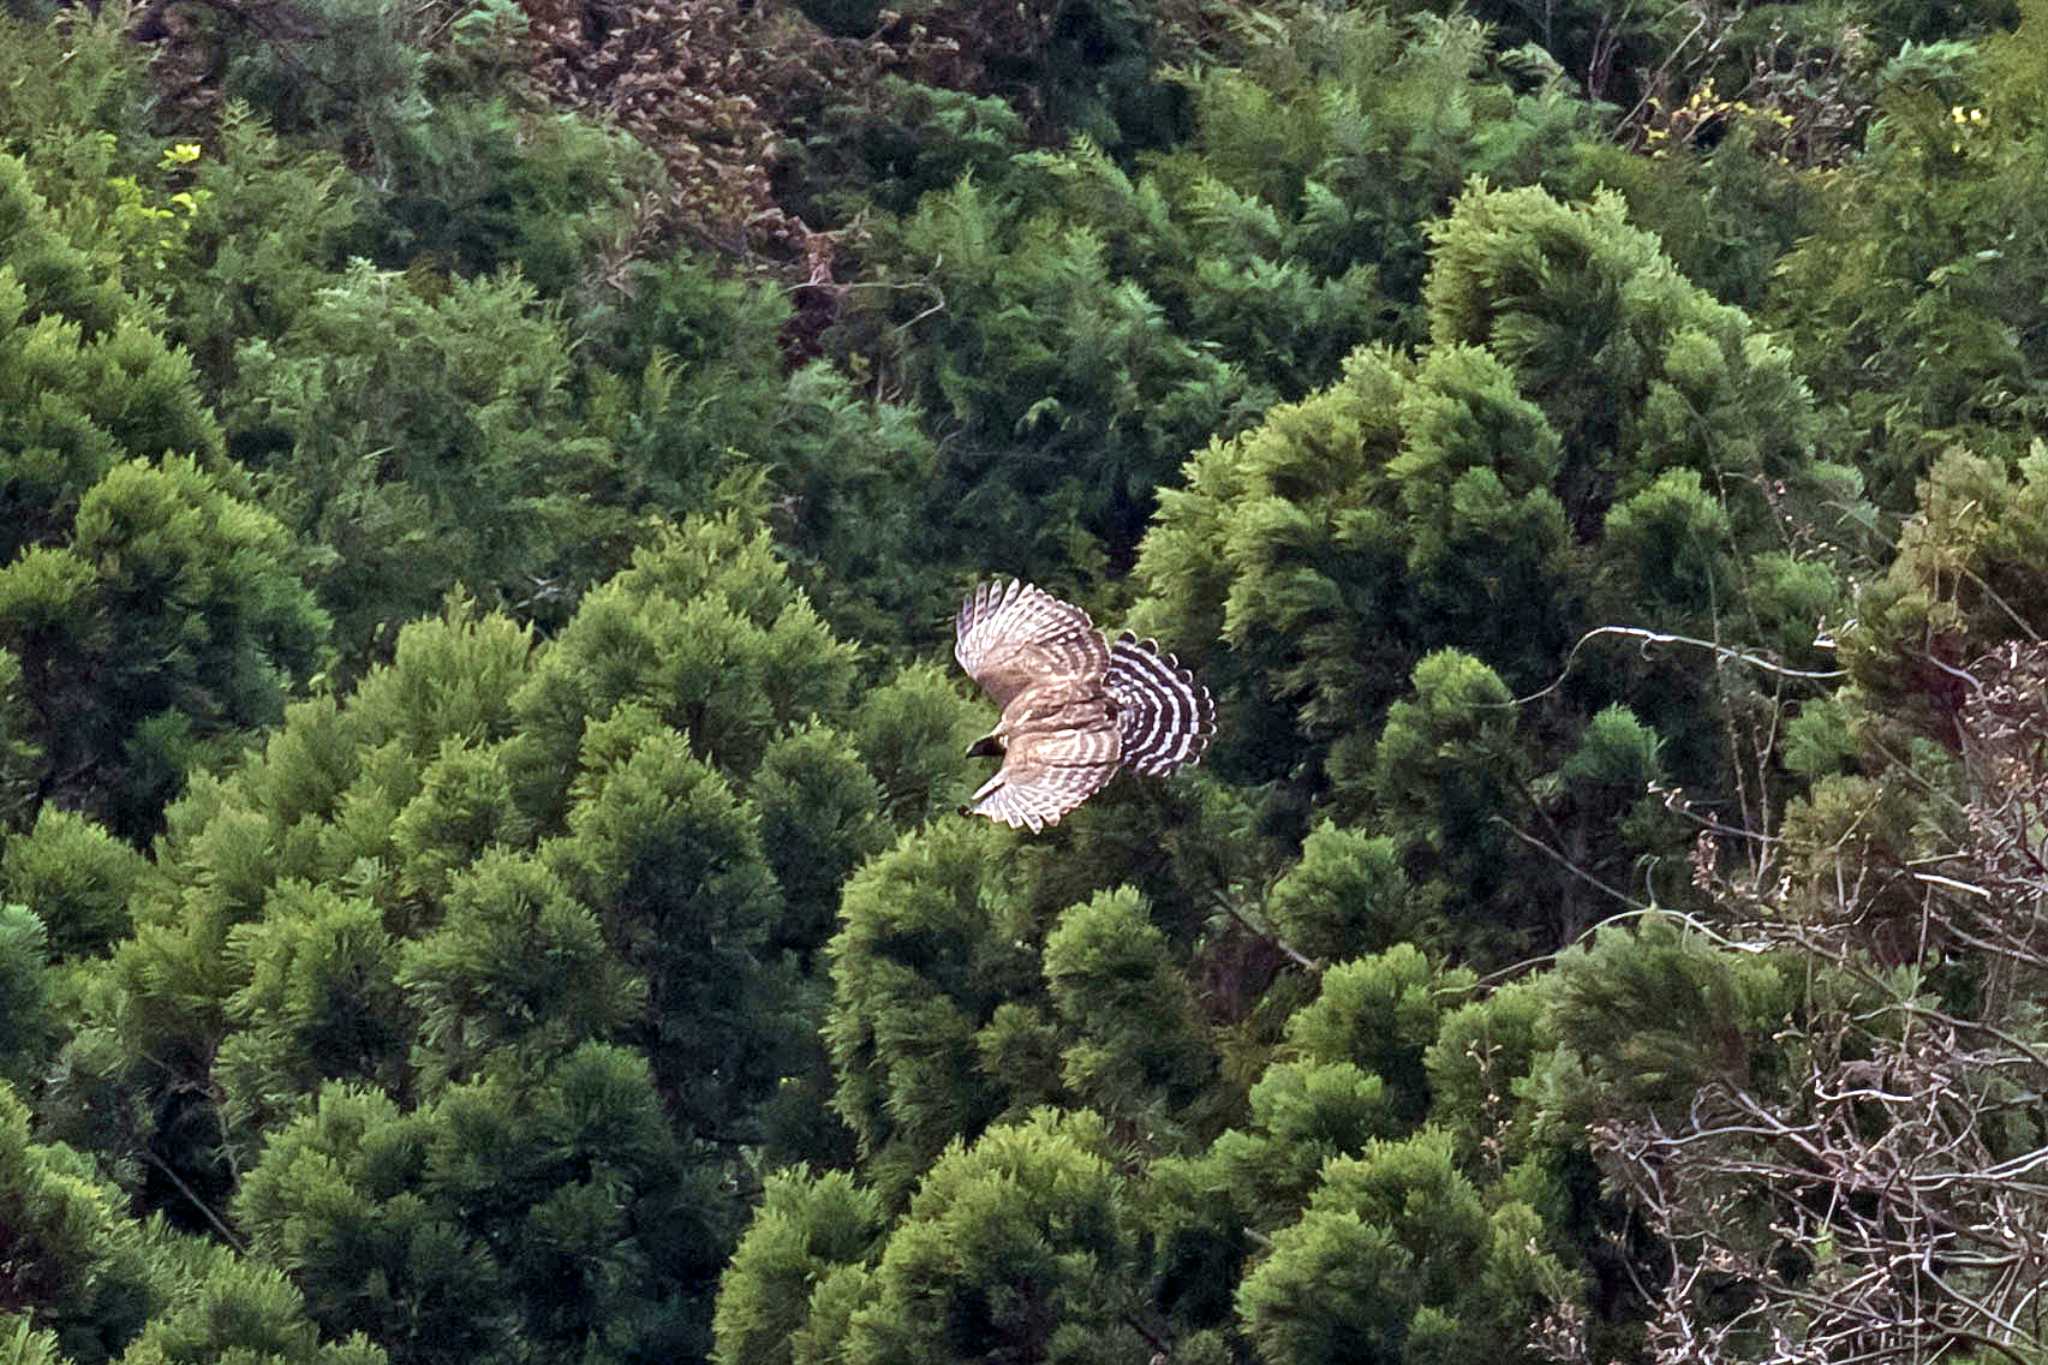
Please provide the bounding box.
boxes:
[955,580,1215,832]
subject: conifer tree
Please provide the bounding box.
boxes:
[0,455,328,837]
[712,1167,885,1365]
[825,819,1050,1193]
[1042,886,1214,1131]
[1770,2,2048,504]
[1236,1128,1576,1365]
[2,807,151,956]
[841,1110,1145,1363]
[223,262,615,652]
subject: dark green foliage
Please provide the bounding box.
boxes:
[3,1,2045,1361]
[1237,1128,1575,1365]
[750,724,890,959]
[367,100,658,290]
[0,652,40,829]
[1286,946,1473,1127]
[0,907,52,1084]
[0,1080,379,1365]
[780,78,1030,223]
[0,1079,155,1361]
[1424,976,1555,1168]
[35,510,918,1358]
[115,1246,390,1365]
[223,262,614,652]
[838,7,1595,583]
[1544,915,1793,1120]
[1,807,150,956]
[1043,887,1213,1121]
[1771,3,2048,504]
[544,719,791,1133]
[1422,183,1818,517]
[1266,824,1425,962]
[712,1166,885,1365]
[0,456,329,836]
[841,1110,1143,1363]
[1131,177,1845,947]
[216,881,410,1132]
[234,1048,714,1364]
[502,516,861,816]
[220,0,427,162]
[397,849,645,1089]
[825,819,1045,1188]
[159,107,366,393]
[1558,126,1816,311]
[845,663,987,825]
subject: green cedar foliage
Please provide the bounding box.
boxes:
[1770,1,2048,504]
[0,906,53,1086]
[2,807,151,957]
[1130,181,1848,950]
[158,108,366,395]
[1265,823,1428,962]
[0,13,191,311]
[0,156,226,559]
[9,3,2048,1362]
[234,1048,719,1364]
[1541,915,1794,1124]
[712,1166,885,1365]
[777,77,1031,223]
[827,819,1238,1194]
[368,101,659,293]
[396,848,645,1091]
[0,1081,383,1365]
[839,7,1593,584]
[0,1078,162,1361]
[0,144,327,837]
[1043,886,1214,1128]
[825,820,1049,1192]
[570,250,950,646]
[221,0,427,161]
[541,713,791,1135]
[223,262,616,654]
[44,516,953,1357]
[1830,441,2048,755]
[0,456,329,837]
[840,1110,1144,1364]
[844,661,988,826]
[0,652,42,830]
[1286,946,1474,1128]
[1236,1128,1576,1365]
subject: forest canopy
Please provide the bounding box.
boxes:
[1,0,2046,1361]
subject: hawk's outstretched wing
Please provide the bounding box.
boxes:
[964,705,1121,833]
[1103,632,1215,777]
[957,580,1216,833]
[955,579,1110,708]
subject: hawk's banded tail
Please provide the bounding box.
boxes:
[1104,632,1215,778]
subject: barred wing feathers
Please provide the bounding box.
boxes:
[955,579,1109,708]
[1104,632,1215,777]
[966,716,1121,833]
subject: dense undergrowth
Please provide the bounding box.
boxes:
[1,0,2046,1360]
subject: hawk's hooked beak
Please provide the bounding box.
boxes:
[965,734,1003,759]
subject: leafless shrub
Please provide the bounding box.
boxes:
[1563,644,2048,1364]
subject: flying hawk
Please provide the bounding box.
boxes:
[955,580,1216,832]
